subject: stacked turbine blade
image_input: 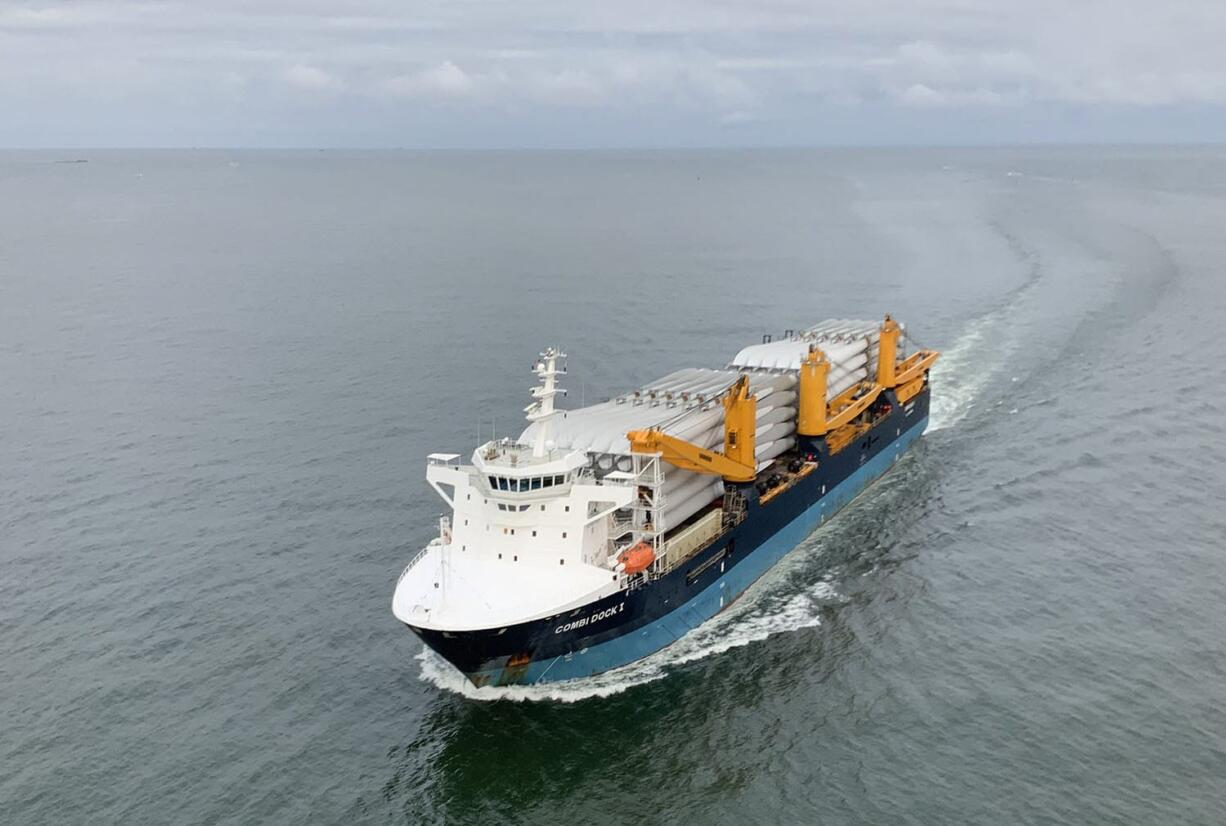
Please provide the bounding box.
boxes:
[730,333,878,401]
[516,318,901,534]
[655,372,796,531]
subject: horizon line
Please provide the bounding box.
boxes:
[3,139,1225,153]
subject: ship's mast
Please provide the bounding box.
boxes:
[525,347,566,457]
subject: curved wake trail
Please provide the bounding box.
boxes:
[925,312,1007,432]
[926,236,1047,431]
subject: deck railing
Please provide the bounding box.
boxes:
[396,544,433,587]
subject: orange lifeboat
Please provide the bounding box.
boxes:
[618,542,656,575]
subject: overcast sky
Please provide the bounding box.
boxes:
[3,0,1225,147]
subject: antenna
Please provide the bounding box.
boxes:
[525,346,566,457]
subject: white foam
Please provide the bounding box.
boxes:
[926,282,1038,432]
[926,314,994,432]
[417,556,843,703]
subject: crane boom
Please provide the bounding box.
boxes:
[627,375,757,483]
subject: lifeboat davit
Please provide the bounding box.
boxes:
[618,542,656,575]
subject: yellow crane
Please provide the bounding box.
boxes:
[626,374,758,483]
[628,315,940,479]
[799,314,939,436]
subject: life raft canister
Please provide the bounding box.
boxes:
[618,542,656,575]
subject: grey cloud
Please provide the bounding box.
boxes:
[2,0,1225,146]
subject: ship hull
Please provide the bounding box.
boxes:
[405,388,930,687]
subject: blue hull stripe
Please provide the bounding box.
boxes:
[466,416,929,685]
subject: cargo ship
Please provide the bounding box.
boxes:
[393,316,939,687]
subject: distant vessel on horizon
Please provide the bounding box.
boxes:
[393,316,939,686]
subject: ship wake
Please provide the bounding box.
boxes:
[927,226,1046,432]
[926,310,1005,432]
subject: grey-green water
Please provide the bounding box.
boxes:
[3,147,1225,824]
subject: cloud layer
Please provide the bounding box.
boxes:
[3,0,1225,146]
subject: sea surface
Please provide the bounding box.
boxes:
[3,147,1226,824]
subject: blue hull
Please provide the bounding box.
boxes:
[406,387,931,686]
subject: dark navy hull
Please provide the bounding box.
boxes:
[406,387,930,686]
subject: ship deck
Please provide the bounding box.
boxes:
[393,546,621,632]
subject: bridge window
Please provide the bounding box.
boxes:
[531,477,542,490]
[543,476,554,488]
